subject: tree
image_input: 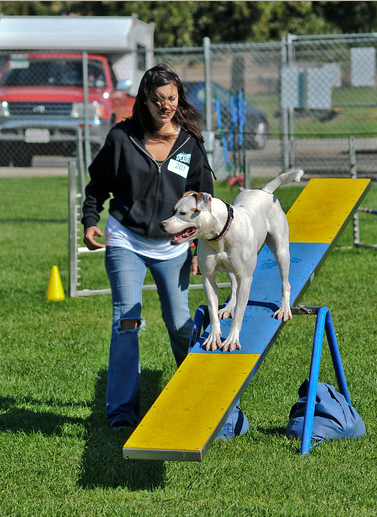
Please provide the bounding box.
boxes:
[1,1,377,47]
[317,1,377,34]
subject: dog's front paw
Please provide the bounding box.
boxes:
[220,331,241,352]
[202,331,223,351]
[218,304,234,320]
[273,306,292,321]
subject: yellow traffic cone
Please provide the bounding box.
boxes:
[46,265,65,301]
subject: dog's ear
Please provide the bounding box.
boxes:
[174,191,212,213]
[173,191,198,211]
[195,192,212,212]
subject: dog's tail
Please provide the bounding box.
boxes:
[262,169,304,194]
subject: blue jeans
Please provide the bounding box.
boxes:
[105,246,193,426]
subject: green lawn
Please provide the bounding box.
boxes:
[248,89,377,139]
[0,176,376,516]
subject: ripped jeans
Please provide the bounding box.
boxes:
[105,246,193,426]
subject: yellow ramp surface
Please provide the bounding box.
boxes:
[287,178,370,243]
[123,353,259,460]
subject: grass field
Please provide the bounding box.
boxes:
[249,88,377,139]
[1,175,376,517]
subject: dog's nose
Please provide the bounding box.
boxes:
[159,221,167,231]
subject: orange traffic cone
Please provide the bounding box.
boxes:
[46,265,65,301]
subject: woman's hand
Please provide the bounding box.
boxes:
[191,255,201,276]
[83,226,106,250]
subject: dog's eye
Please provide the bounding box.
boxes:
[179,211,187,216]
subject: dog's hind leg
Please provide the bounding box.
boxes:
[218,272,237,319]
[266,233,292,321]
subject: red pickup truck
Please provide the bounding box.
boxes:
[0,52,135,166]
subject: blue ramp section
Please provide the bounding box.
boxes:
[193,242,329,355]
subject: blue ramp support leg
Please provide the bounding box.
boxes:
[294,306,351,455]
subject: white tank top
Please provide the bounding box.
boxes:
[105,214,189,260]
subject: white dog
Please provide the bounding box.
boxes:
[160,169,303,352]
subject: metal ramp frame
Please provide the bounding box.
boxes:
[349,136,377,250]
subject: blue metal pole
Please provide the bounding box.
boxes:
[325,310,351,404]
[301,306,328,455]
[189,305,207,350]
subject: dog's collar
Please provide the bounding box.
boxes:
[208,200,234,241]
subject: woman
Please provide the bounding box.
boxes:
[81,63,214,429]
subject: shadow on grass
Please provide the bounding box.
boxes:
[257,426,287,437]
[0,397,84,434]
[78,368,166,491]
[0,368,166,491]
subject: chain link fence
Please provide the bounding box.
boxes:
[0,49,137,169]
[156,33,377,180]
[281,33,377,179]
[1,32,376,179]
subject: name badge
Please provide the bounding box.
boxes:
[167,158,189,178]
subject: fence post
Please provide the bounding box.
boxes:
[68,161,80,297]
[349,136,360,246]
[281,35,290,170]
[82,51,91,171]
[204,37,212,135]
[244,154,251,189]
[76,126,86,198]
[203,37,215,169]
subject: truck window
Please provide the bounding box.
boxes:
[88,61,106,87]
[0,57,107,88]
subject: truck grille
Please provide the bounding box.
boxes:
[7,102,72,117]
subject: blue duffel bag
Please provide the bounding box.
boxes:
[286,379,366,441]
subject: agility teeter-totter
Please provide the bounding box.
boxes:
[123,178,370,460]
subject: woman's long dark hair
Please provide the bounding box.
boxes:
[132,63,204,142]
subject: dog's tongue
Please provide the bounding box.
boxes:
[172,234,185,244]
[171,227,196,245]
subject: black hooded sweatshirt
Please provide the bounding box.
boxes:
[81,118,214,240]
